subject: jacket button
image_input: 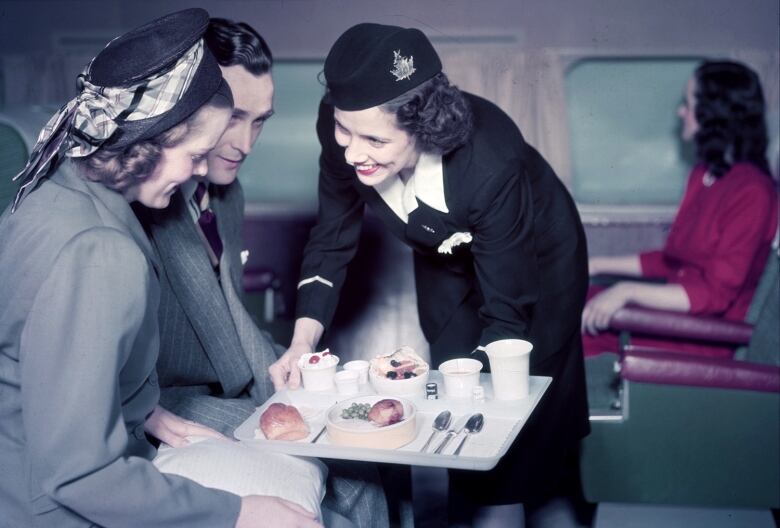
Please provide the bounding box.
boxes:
[132,424,146,440]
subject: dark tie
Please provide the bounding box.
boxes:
[194,182,223,262]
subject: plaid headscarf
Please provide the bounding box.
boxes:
[11,39,204,212]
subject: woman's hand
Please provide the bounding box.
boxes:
[236,495,323,528]
[144,405,228,447]
[581,282,633,335]
[269,342,312,391]
[582,281,692,335]
[269,318,324,391]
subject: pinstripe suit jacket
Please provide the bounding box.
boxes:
[138,181,279,434]
[138,182,390,527]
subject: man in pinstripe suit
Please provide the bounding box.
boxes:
[136,18,389,528]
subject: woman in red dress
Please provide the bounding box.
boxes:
[583,60,778,358]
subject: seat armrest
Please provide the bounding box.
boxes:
[610,306,753,345]
[242,268,279,293]
[621,346,780,393]
[590,274,666,287]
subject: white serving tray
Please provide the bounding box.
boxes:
[233,371,551,471]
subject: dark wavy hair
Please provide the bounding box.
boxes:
[205,18,273,75]
[381,72,473,155]
[693,60,770,178]
[75,91,232,191]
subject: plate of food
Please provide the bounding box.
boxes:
[325,395,417,449]
[369,346,430,396]
[255,402,314,441]
[245,389,332,442]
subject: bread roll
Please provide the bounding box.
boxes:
[260,403,310,440]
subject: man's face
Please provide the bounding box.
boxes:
[206,65,275,185]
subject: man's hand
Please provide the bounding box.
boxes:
[144,405,228,447]
[269,342,311,391]
[236,495,323,528]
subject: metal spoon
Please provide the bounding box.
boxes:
[420,410,452,452]
[434,414,469,454]
[453,413,484,456]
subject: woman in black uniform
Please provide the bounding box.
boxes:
[269,23,590,525]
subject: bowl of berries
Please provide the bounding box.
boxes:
[297,349,339,391]
[369,346,429,397]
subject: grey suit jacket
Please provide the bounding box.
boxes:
[0,165,239,527]
[138,181,278,434]
[139,181,391,527]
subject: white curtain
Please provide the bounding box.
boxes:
[439,47,574,185]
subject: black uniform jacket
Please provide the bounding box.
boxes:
[298,93,588,366]
[297,94,590,501]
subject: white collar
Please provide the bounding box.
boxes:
[374,152,448,223]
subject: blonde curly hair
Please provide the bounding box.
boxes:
[75,91,230,191]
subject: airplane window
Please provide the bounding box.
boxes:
[0,123,27,211]
[239,61,324,208]
[566,58,701,205]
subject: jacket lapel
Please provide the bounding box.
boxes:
[211,186,277,402]
[145,191,252,397]
[406,200,449,248]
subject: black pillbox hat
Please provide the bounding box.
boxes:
[88,8,228,149]
[324,23,442,111]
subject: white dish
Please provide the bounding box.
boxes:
[369,368,429,397]
[326,395,417,449]
[334,370,360,395]
[343,360,370,384]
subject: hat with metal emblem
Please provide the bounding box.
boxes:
[324,22,442,111]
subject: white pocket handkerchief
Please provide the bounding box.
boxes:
[437,232,473,254]
[240,250,250,266]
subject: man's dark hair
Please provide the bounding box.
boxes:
[205,18,273,75]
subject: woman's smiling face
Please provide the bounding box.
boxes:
[333,105,420,186]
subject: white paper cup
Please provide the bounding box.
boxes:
[298,355,339,391]
[483,339,532,400]
[334,370,360,395]
[342,360,370,384]
[438,358,483,399]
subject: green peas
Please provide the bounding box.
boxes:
[340,402,371,420]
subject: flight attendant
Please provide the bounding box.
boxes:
[269,23,590,525]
